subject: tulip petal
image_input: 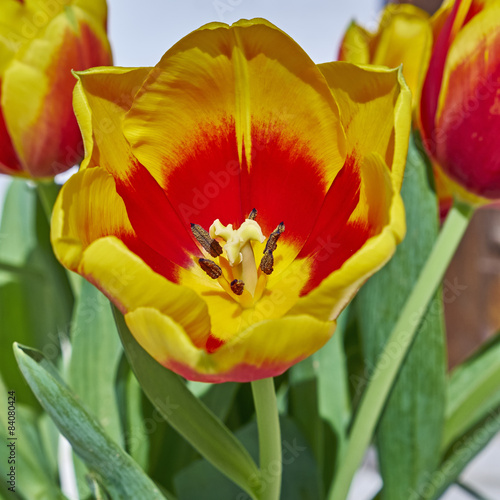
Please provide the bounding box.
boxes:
[124,19,346,249]
[73,67,201,268]
[54,166,200,287]
[125,307,334,383]
[1,6,111,176]
[290,153,405,321]
[318,63,411,191]
[371,5,431,104]
[0,84,23,174]
[434,5,500,197]
[338,22,371,64]
[82,238,210,349]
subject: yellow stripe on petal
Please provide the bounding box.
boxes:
[319,62,411,191]
[371,5,432,106]
[81,238,210,348]
[51,166,134,271]
[289,152,405,322]
[124,18,346,191]
[73,65,152,173]
[435,3,500,124]
[338,22,371,64]
[125,307,334,383]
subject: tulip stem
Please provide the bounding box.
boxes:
[251,377,282,500]
[328,200,474,500]
[35,180,59,219]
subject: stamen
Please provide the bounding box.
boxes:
[264,222,285,253]
[199,258,222,279]
[191,223,223,258]
[260,250,274,275]
[230,279,245,295]
[248,208,258,220]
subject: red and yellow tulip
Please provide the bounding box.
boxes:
[51,19,411,382]
[338,4,432,109]
[419,0,500,202]
[0,0,112,178]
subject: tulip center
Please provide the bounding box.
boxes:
[191,210,285,307]
[209,218,265,296]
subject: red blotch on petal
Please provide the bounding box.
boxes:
[0,84,23,174]
[115,159,201,282]
[165,356,306,383]
[205,334,225,353]
[436,34,500,198]
[298,155,372,295]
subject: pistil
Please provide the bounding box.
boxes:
[192,211,285,303]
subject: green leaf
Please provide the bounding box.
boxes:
[427,407,500,500]
[0,179,73,408]
[113,306,261,499]
[443,333,500,450]
[13,343,165,500]
[119,364,151,470]
[174,417,320,500]
[68,280,123,446]
[315,308,351,465]
[289,357,324,496]
[0,373,66,499]
[356,132,446,499]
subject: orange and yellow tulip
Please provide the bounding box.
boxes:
[338,4,432,108]
[419,0,500,201]
[51,19,411,382]
[0,0,112,178]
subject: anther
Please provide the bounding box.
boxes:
[264,222,285,254]
[260,250,274,275]
[248,208,258,220]
[191,223,223,258]
[199,258,222,279]
[230,279,245,295]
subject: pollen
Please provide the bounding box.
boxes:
[191,223,223,258]
[193,211,285,304]
[199,258,222,279]
[230,279,245,295]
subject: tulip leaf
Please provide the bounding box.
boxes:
[356,133,446,499]
[429,406,500,500]
[0,179,73,408]
[68,280,123,446]
[289,357,322,466]
[174,416,320,500]
[113,306,261,500]
[443,332,500,451]
[0,372,66,499]
[13,343,166,499]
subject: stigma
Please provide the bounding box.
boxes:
[191,210,285,304]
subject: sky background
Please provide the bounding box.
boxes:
[0,0,383,200]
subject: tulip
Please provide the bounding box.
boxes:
[419,0,500,201]
[51,19,411,382]
[338,4,432,108]
[0,0,112,177]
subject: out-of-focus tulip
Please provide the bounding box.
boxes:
[51,19,411,382]
[0,0,112,177]
[338,4,432,108]
[419,0,500,201]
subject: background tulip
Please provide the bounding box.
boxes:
[0,0,112,178]
[419,0,500,201]
[338,4,432,109]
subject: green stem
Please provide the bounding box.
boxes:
[35,179,59,219]
[251,378,282,500]
[328,200,474,500]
